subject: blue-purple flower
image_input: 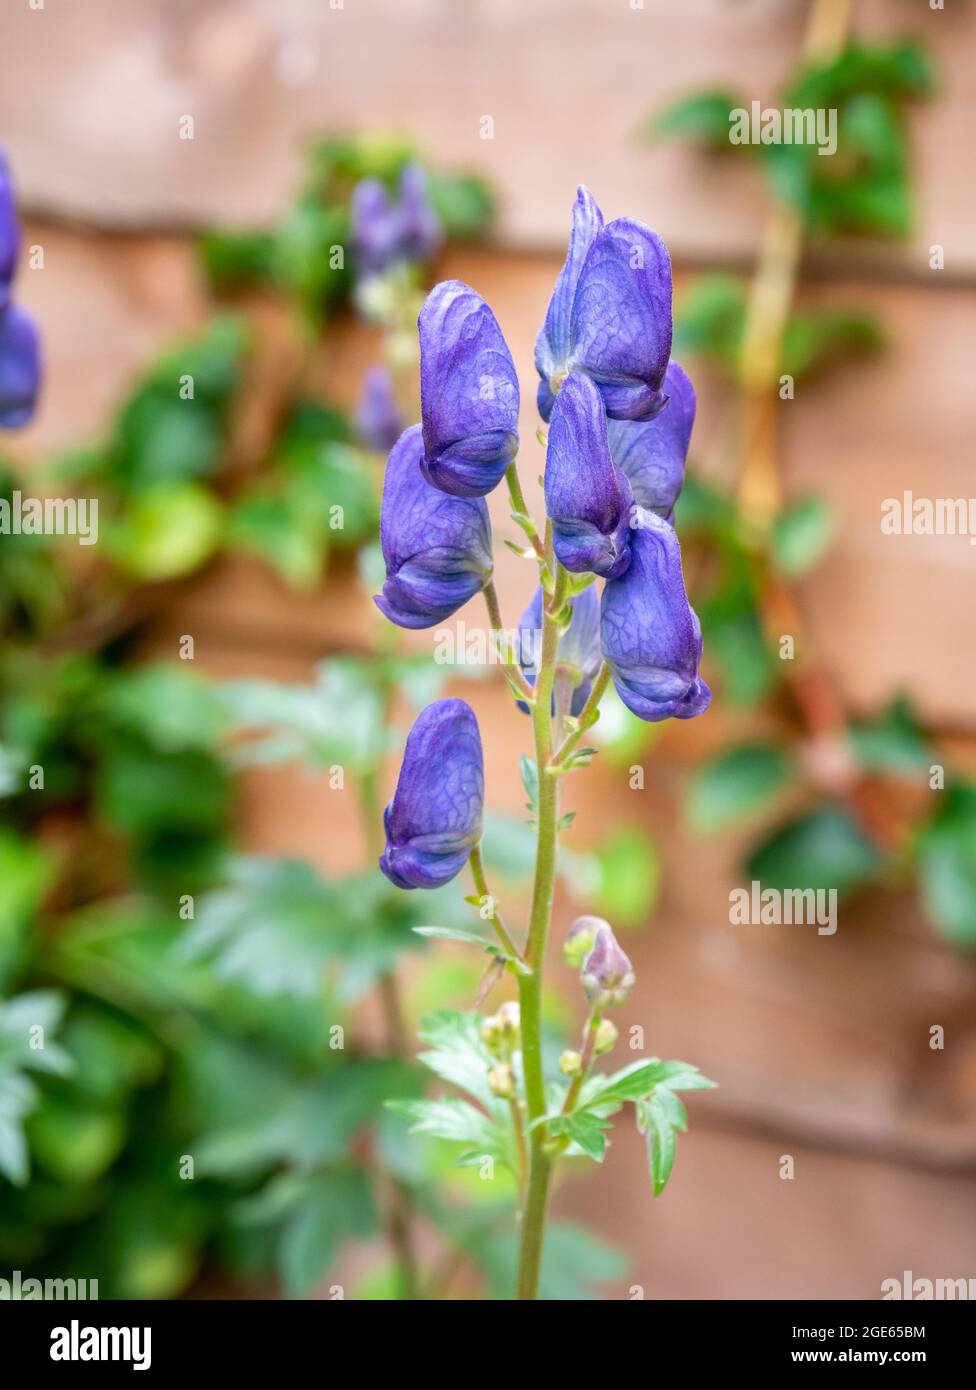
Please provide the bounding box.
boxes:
[356,365,404,453]
[517,584,601,717]
[350,163,442,279]
[0,305,40,429]
[0,150,39,429]
[536,185,672,424]
[544,371,633,578]
[0,152,18,308]
[608,361,695,521]
[419,280,519,497]
[374,423,492,629]
[380,698,484,890]
[600,509,710,722]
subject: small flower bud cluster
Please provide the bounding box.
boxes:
[482,1001,520,1097]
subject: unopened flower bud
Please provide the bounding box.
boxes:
[480,1014,504,1054]
[496,1000,520,1038]
[593,1019,619,1056]
[559,1049,583,1076]
[564,915,602,970]
[487,1063,514,1099]
[581,923,635,1008]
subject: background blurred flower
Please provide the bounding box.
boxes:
[601,509,710,721]
[419,279,519,496]
[350,162,442,280]
[374,423,492,629]
[380,697,484,889]
[356,364,405,453]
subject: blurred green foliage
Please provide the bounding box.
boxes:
[651,40,976,947]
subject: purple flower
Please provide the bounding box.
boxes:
[544,371,633,578]
[419,280,519,497]
[397,164,443,265]
[0,304,40,429]
[380,698,484,890]
[517,584,601,717]
[608,361,695,521]
[600,509,710,722]
[536,185,672,423]
[580,920,635,1008]
[0,151,19,307]
[357,365,404,453]
[374,423,492,629]
[350,163,442,279]
[350,179,402,278]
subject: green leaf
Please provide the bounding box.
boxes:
[387,1096,498,1150]
[638,1094,678,1196]
[583,1059,717,1109]
[591,826,660,928]
[672,274,746,372]
[411,925,493,947]
[277,1168,376,1296]
[547,1110,612,1162]
[101,664,228,753]
[519,753,539,813]
[687,743,793,832]
[746,807,883,895]
[781,310,883,383]
[849,697,930,774]
[416,1010,500,1110]
[649,89,744,148]
[771,496,834,577]
[917,784,976,948]
[107,483,222,581]
[426,170,494,239]
[223,657,388,774]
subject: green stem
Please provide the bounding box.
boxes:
[505,461,545,558]
[468,844,525,963]
[515,567,564,1300]
[551,662,611,768]
[483,581,535,703]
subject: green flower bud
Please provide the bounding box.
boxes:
[480,1014,505,1055]
[559,1049,583,1076]
[564,914,603,969]
[593,1018,619,1056]
[496,1000,520,1039]
[487,1063,514,1099]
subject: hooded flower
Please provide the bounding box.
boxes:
[544,371,633,578]
[0,304,40,429]
[607,361,696,521]
[517,584,601,717]
[374,423,492,629]
[419,280,519,497]
[380,698,484,890]
[580,920,635,1008]
[357,365,405,453]
[600,509,710,722]
[350,163,442,279]
[536,185,672,423]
